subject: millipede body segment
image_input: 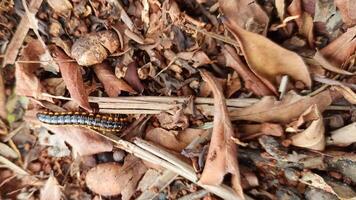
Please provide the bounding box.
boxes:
[36,112,128,132]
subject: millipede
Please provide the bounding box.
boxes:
[36,111,129,132]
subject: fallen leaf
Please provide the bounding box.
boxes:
[300,171,338,197]
[86,163,123,196]
[226,71,242,98]
[38,128,70,157]
[327,122,356,147]
[198,70,244,199]
[287,0,303,29]
[0,143,18,159]
[275,0,285,21]
[320,26,356,67]
[146,128,208,152]
[43,125,112,156]
[289,105,325,151]
[93,63,136,96]
[219,0,269,34]
[230,90,333,123]
[239,123,284,140]
[47,0,72,15]
[51,46,92,112]
[156,109,189,130]
[40,173,62,200]
[331,85,356,104]
[223,17,312,89]
[124,62,145,93]
[223,45,276,96]
[299,12,314,47]
[313,51,354,75]
[71,30,119,66]
[177,51,212,68]
[15,40,52,102]
[334,0,356,27]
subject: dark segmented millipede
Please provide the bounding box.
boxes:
[36,111,128,132]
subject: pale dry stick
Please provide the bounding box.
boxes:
[0,155,30,176]
[94,132,245,200]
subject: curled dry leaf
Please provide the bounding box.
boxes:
[15,40,52,102]
[199,70,244,199]
[334,0,356,27]
[223,45,276,96]
[313,51,354,75]
[320,26,356,67]
[93,63,136,96]
[47,0,72,15]
[87,155,148,200]
[145,128,208,152]
[43,125,112,156]
[71,30,119,66]
[239,123,284,140]
[86,163,123,196]
[40,173,62,200]
[223,18,312,89]
[327,122,356,147]
[230,90,333,123]
[289,105,325,151]
[219,0,269,34]
[300,171,338,197]
[331,85,356,104]
[124,62,145,93]
[177,51,212,68]
[51,46,92,112]
[156,110,189,130]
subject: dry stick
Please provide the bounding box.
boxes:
[94,131,244,200]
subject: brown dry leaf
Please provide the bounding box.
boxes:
[219,0,269,34]
[223,18,312,89]
[47,0,72,15]
[40,173,62,200]
[93,63,136,96]
[15,40,52,102]
[287,0,303,29]
[230,90,333,123]
[44,125,112,156]
[86,163,123,196]
[331,85,356,104]
[320,26,356,67]
[313,51,354,75]
[289,105,325,151]
[223,45,276,96]
[275,0,285,21]
[124,62,145,93]
[239,123,284,140]
[300,13,314,47]
[51,46,92,112]
[334,0,356,27]
[226,71,242,98]
[146,128,208,152]
[300,171,338,197]
[327,122,356,147]
[177,51,212,68]
[156,110,189,130]
[71,30,119,66]
[199,70,244,199]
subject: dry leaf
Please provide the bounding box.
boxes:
[124,62,145,93]
[0,143,18,159]
[177,51,212,68]
[199,70,244,199]
[86,163,123,196]
[327,122,356,147]
[334,0,356,27]
[40,173,62,200]
[93,63,136,96]
[320,26,356,67]
[47,0,72,15]
[223,45,276,96]
[156,110,189,130]
[223,18,312,89]
[300,12,314,47]
[51,46,92,112]
[226,71,242,98]
[290,105,325,151]
[300,171,338,197]
[230,90,333,123]
[146,128,208,152]
[331,85,356,104]
[275,0,285,21]
[219,0,269,34]
[15,40,52,102]
[43,125,112,156]
[71,30,119,66]
[313,51,354,75]
[239,123,284,140]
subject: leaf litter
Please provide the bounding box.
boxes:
[0,0,355,199]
